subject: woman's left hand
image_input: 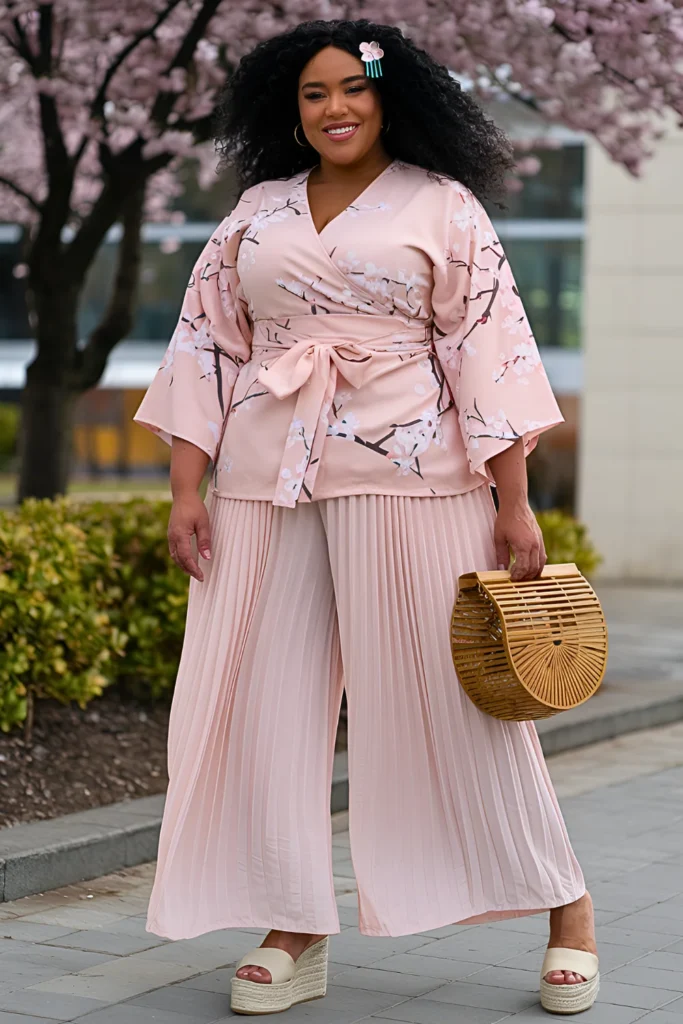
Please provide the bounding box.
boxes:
[494,500,546,582]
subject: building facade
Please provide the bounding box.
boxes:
[578,125,683,581]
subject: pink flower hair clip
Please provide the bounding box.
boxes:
[359,40,384,78]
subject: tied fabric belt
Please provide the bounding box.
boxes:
[253,314,433,508]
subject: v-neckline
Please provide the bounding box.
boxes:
[303,159,396,238]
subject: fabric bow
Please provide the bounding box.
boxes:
[257,338,382,507]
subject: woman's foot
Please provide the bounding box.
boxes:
[236,930,327,984]
[545,891,597,985]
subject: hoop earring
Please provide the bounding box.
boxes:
[294,122,307,147]
[381,119,391,135]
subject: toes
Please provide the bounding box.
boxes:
[250,968,272,984]
[563,971,586,984]
[236,966,272,984]
[544,970,587,985]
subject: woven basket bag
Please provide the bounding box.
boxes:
[450,563,608,721]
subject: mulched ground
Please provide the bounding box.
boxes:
[0,692,348,830]
[0,692,171,829]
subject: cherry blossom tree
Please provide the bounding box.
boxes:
[2,0,682,499]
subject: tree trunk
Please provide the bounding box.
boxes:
[17,365,77,501]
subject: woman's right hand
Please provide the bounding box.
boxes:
[168,492,211,582]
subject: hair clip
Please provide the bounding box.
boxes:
[359,40,384,78]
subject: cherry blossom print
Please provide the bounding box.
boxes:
[432,176,563,482]
[501,314,528,336]
[494,340,543,384]
[447,183,481,234]
[335,252,429,323]
[285,417,307,449]
[327,411,361,441]
[136,163,562,504]
[276,272,377,317]
[389,408,446,478]
[463,401,520,455]
[498,281,520,311]
[344,200,390,219]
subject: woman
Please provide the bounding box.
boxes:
[134,18,599,1017]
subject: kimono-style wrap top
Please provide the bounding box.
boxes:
[134,160,563,508]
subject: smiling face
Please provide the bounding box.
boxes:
[298,45,385,167]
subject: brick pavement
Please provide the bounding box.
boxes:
[0,723,681,1024]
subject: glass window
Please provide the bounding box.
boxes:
[487,145,584,221]
[79,241,203,341]
[170,160,239,222]
[0,241,30,339]
[505,238,582,349]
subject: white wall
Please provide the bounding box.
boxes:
[578,129,683,581]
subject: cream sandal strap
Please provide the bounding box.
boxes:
[235,947,296,984]
[542,947,599,979]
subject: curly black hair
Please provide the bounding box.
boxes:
[213,19,514,205]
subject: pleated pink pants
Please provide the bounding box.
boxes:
[146,487,585,941]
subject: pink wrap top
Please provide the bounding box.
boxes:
[134,160,563,507]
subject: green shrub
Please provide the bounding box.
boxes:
[72,500,187,701]
[535,509,602,577]
[0,403,19,469]
[0,499,127,733]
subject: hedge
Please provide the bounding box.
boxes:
[0,500,126,734]
[0,498,600,734]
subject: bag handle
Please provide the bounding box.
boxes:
[458,562,579,590]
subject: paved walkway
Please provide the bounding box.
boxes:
[597,583,683,686]
[0,723,681,1023]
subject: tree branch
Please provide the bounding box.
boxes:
[33,6,72,249]
[551,19,640,91]
[89,0,185,124]
[0,174,42,212]
[31,91,74,257]
[65,141,175,278]
[169,109,218,144]
[36,2,53,76]
[149,0,223,128]
[9,14,37,69]
[72,180,146,391]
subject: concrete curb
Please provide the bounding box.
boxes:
[1,692,681,904]
[0,754,350,904]
[535,684,683,755]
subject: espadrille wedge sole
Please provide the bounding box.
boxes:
[540,947,600,1015]
[230,936,328,1015]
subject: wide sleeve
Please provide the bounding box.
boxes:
[133,186,261,461]
[432,183,563,485]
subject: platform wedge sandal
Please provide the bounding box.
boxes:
[540,948,600,1015]
[230,936,329,1015]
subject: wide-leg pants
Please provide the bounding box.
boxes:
[145,487,585,941]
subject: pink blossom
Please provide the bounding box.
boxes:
[0,0,681,233]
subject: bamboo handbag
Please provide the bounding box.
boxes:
[450,563,608,721]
